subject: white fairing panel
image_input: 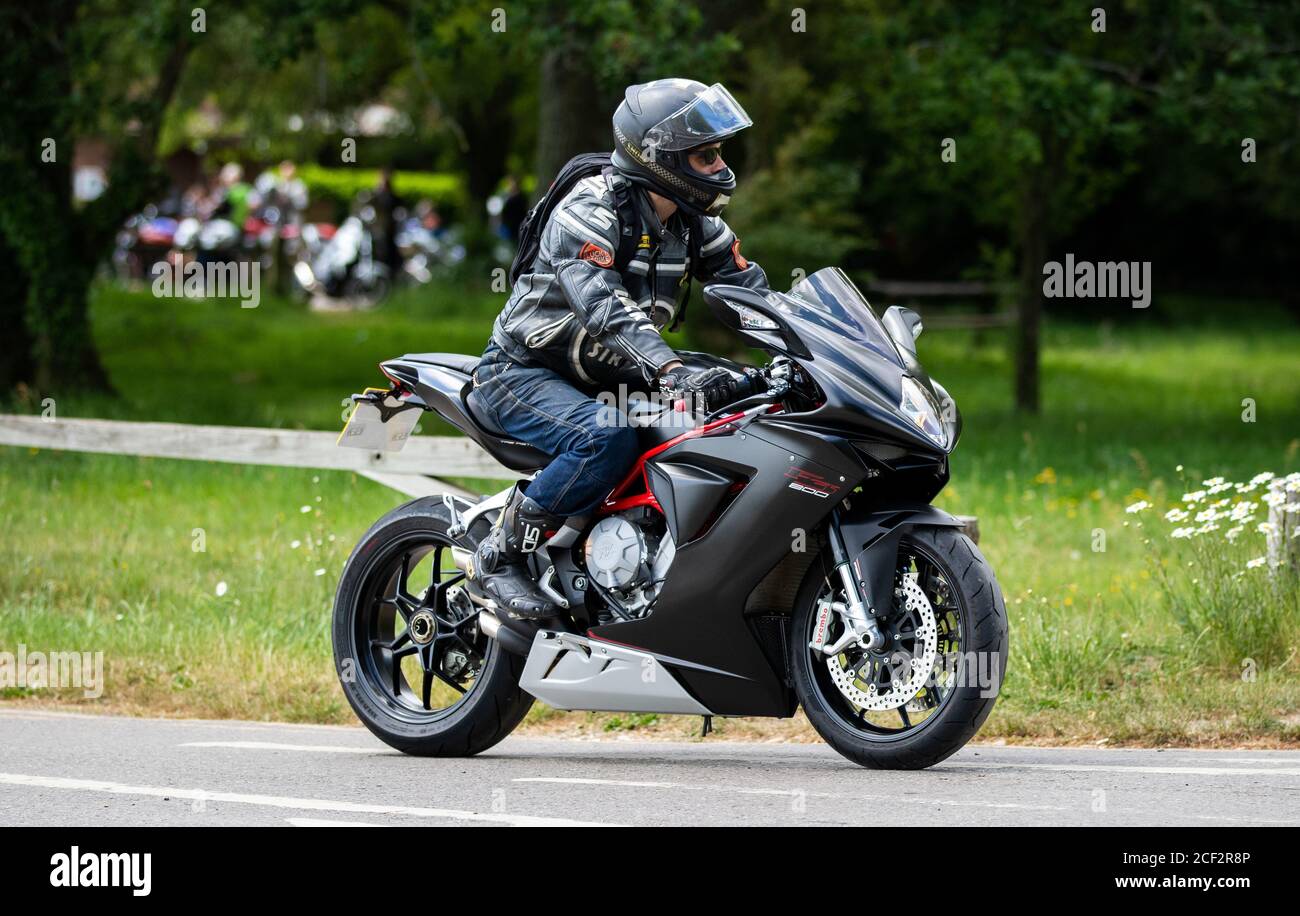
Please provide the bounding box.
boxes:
[519,631,712,715]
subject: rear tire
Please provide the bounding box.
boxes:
[791,525,1008,769]
[332,496,533,756]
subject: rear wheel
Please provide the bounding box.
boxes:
[791,525,1008,769]
[332,497,533,755]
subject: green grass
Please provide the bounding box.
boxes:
[2,282,1298,743]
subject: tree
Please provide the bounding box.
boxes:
[0,0,194,394]
[835,0,1300,411]
[519,0,739,191]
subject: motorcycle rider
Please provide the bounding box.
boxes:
[468,78,770,618]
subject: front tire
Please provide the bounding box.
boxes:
[332,496,533,756]
[791,525,1009,769]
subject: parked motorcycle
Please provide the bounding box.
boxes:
[332,267,1008,769]
[395,219,466,285]
[293,210,390,307]
[113,209,178,281]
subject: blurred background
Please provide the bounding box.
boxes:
[1,0,1297,743]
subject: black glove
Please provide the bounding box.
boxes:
[659,366,762,413]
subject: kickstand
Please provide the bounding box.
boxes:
[700,715,713,738]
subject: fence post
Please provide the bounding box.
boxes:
[1266,479,1298,575]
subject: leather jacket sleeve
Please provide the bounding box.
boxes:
[694,215,769,292]
[548,193,678,384]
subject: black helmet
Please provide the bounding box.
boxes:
[611,79,752,217]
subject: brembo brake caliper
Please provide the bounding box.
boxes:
[810,510,886,655]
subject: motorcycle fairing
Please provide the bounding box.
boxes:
[588,414,867,717]
[519,631,713,714]
[644,459,735,546]
[705,270,961,456]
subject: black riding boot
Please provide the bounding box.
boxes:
[472,483,563,619]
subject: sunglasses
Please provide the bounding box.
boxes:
[690,145,724,167]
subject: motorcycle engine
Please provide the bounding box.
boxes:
[582,512,675,618]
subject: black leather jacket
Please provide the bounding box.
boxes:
[489,170,769,388]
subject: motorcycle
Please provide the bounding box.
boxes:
[331,267,1008,769]
[395,219,467,285]
[292,209,390,307]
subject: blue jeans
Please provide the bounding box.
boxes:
[470,346,638,518]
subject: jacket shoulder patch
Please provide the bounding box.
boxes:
[579,241,615,269]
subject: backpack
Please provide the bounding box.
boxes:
[509,152,702,332]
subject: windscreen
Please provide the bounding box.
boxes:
[785,268,903,367]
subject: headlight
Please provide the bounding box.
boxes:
[728,302,779,330]
[899,376,948,448]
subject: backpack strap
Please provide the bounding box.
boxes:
[604,167,641,275]
[669,215,704,332]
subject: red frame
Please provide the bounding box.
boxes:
[597,410,750,516]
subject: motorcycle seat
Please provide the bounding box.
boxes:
[394,352,687,467]
[402,352,480,376]
[394,352,549,469]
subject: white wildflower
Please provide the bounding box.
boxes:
[1229,501,1257,520]
[1125,500,1150,514]
[1246,557,1266,569]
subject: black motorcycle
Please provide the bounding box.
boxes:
[332,267,1008,769]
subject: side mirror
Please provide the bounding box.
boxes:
[703,284,811,358]
[882,305,923,354]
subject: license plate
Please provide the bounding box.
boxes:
[337,388,422,452]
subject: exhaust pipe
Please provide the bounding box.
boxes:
[478,609,535,657]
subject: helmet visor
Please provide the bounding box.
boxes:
[645,83,753,152]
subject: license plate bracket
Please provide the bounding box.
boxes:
[337,388,423,452]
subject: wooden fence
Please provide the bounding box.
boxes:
[0,413,981,541]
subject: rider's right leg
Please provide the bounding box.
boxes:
[467,351,638,617]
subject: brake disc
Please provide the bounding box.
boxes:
[826,573,938,712]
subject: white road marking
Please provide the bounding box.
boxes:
[180,741,380,754]
[286,817,388,827]
[0,773,620,827]
[512,775,1300,824]
[940,762,1300,777]
[514,777,1071,812]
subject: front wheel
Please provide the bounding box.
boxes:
[791,525,1008,769]
[332,497,533,756]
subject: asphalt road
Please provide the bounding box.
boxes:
[1,708,1298,827]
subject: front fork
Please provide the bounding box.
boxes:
[811,509,886,655]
